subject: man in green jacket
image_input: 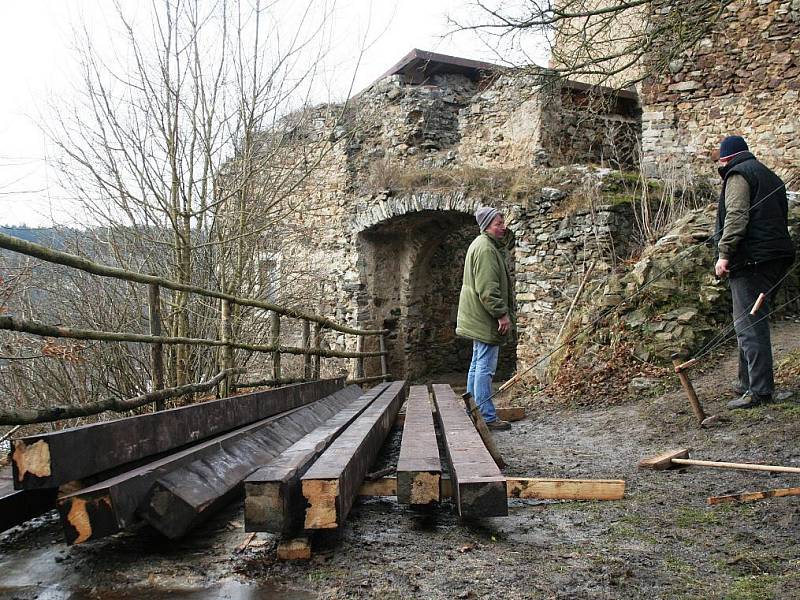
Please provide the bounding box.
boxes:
[456,206,516,430]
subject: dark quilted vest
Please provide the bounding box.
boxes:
[715,152,794,270]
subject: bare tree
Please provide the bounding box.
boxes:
[40,0,344,389]
[452,0,735,89]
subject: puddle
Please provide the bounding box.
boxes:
[0,581,316,599]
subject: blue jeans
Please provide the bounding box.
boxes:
[467,340,500,423]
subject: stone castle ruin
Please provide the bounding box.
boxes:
[261,0,799,384]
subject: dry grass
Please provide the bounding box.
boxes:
[363,159,561,200]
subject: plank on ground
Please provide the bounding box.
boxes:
[12,378,344,490]
[707,487,800,505]
[432,384,506,518]
[396,385,440,505]
[245,383,390,535]
[356,477,624,501]
[141,386,364,539]
[302,381,407,529]
[57,386,349,544]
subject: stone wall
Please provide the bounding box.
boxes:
[641,0,800,182]
[255,68,641,381]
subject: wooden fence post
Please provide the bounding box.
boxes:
[355,335,365,380]
[271,311,281,381]
[148,282,165,410]
[379,333,388,381]
[220,299,234,398]
[312,322,321,379]
[302,320,312,379]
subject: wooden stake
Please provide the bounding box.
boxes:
[708,487,800,505]
[462,392,506,470]
[671,353,707,426]
[148,282,165,410]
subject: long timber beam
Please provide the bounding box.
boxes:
[302,381,407,529]
[0,467,56,532]
[141,386,364,539]
[57,387,345,544]
[12,378,344,490]
[244,383,390,535]
[396,385,440,505]
[432,384,507,518]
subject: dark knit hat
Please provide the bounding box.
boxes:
[719,135,749,160]
[475,206,500,231]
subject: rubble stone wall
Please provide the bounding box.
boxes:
[641,0,800,182]
[262,71,640,380]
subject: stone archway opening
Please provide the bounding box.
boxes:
[357,208,517,382]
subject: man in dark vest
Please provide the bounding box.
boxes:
[714,135,795,409]
[456,206,516,430]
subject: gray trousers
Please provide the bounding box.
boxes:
[730,259,790,398]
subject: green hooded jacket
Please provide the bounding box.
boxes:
[456,232,516,345]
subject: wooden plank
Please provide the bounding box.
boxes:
[396,386,440,505]
[707,487,800,505]
[12,378,344,490]
[57,387,347,545]
[277,536,311,561]
[432,384,507,518]
[302,381,407,529]
[357,477,624,501]
[140,386,364,540]
[506,478,625,501]
[638,448,690,470]
[0,466,56,532]
[244,383,390,535]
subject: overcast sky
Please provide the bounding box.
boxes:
[0,0,546,227]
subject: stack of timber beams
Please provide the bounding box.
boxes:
[244,382,392,535]
[396,385,441,505]
[6,378,345,542]
[141,385,364,539]
[432,384,507,518]
[302,380,408,529]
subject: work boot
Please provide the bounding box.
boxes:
[486,419,511,431]
[726,391,771,410]
[730,381,748,396]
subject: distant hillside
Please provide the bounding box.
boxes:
[0,226,69,249]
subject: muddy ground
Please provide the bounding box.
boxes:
[1,322,799,600]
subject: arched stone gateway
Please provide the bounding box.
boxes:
[354,200,517,381]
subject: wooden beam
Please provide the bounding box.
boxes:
[244,383,390,535]
[302,381,407,529]
[432,384,507,518]
[140,386,364,540]
[396,386,440,505]
[12,378,344,490]
[356,477,624,502]
[707,487,800,505]
[638,448,690,470]
[0,466,57,532]
[57,386,347,544]
[277,536,312,561]
[506,478,625,501]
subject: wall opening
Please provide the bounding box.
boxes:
[357,208,516,382]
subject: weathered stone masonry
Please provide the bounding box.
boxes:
[267,52,639,381]
[641,0,800,182]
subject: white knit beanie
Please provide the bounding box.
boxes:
[475,206,499,231]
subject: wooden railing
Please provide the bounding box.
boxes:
[0,232,390,425]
